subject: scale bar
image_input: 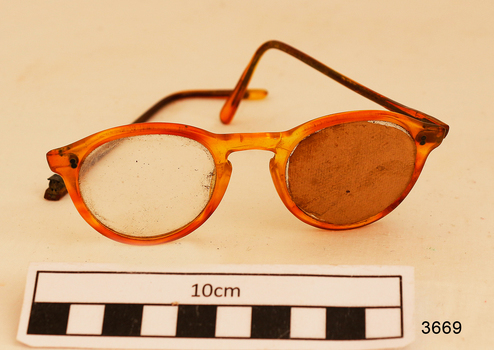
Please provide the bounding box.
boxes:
[27,302,399,340]
[18,264,414,350]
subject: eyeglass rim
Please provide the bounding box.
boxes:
[46,110,446,245]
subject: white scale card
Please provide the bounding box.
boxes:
[18,263,414,349]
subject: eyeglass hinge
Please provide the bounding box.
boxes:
[416,128,446,146]
[44,174,68,201]
[69,154,79,169]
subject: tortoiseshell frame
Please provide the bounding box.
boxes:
[46,41,449,245]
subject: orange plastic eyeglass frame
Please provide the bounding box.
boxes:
[46,40,449,245]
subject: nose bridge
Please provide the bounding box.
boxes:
[220,131,282,156]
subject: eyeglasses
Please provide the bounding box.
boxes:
[45,40,449,245]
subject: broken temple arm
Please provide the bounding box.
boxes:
[132,89,267,124]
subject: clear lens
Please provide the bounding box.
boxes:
[79,134,216,238]
[286,121,416,225]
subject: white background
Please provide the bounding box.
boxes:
[1,1,493,349]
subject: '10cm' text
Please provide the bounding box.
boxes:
[192,283,240,297]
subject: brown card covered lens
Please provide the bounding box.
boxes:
[287,121,416,226]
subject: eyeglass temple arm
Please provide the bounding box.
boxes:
[132,89,267,124]
[45,88,267,201]
[220,40,449,134]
